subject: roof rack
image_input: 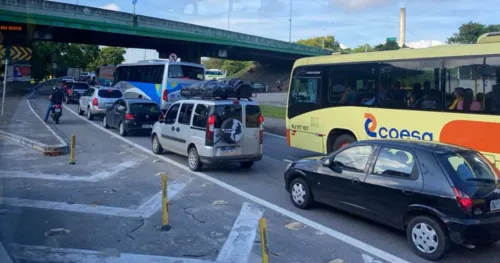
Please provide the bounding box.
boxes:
[182,95,253,101]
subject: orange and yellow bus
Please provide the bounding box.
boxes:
[286,32,500,166]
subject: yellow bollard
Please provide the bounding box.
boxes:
[259,217,269,263]
[69,133,76,165]
[160,173,171,231]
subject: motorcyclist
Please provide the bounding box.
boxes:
[44,86,64,123]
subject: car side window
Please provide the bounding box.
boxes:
[373,147,417,179]
[192,104,209,128]
[165,104,180,124]
[333,145,374,172]
[178,103,194,125]
[88,88,95,96]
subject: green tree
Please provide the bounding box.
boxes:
[447,21,500,44]
[87,47,126,71]
[296,35,341,51]
[202,58,224,69]
[222,60,252,76]
[374,41,401,51]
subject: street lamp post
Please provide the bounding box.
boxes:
[288,0,292,43]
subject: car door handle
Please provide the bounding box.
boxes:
[402,189,414,196]
[176,127,180,132]
[351,177,360,184]
[171,126,175,131]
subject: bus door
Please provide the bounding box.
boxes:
[287,68,325,153]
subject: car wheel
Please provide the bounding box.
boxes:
[289,177,314,209]
[188,147,202,171]
[240,161,254,169]
[119,122,127,136]
[152,134,163,154]
[77,104,84,115]
[329,134,356,153]
[407,216,449,261]
[103,115,109,129]
[87,107,94,120]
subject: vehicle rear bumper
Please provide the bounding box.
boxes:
[90,107,106,115]
[445,216,500,245]
[200,154,262,164]
[123,120,154,133]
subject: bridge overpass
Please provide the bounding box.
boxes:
[0,0,330,65]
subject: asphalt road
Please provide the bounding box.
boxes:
[52,95,500,263]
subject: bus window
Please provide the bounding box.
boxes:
[290,78,319,104]
[168,65,204,81]
[379,59,442,111]
[444,56,500,114]
[327,64,377,106]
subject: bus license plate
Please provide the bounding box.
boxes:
[218,146,240,156]
[55,108,61,113]
[491,199,500,211]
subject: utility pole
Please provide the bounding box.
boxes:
[228,0,233,31]
[399,7,406,47]
[288,0,292,43]
[132,0,137,15]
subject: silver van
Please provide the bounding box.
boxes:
[151,98,264,171]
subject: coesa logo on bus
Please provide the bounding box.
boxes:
[364,113,434,141]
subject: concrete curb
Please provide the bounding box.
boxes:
[0,89,68,156]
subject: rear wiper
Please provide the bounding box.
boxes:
[466,178,497,183]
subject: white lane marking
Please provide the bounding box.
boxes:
[26,97,68,147]
[65,105,409,263]
[362,254,384,263]
[216,203,264,263]
[263,132,285,139]
[7,243,213,263]
[283,159,294,163]
[0,159,144,182]
[0,242,13,263]
[1,179,189,218]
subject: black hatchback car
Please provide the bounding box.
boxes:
[103,98,161,136]
[284,140,500,261]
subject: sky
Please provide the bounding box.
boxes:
[54,0,500,63]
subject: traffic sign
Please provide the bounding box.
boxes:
[168,53,177,62]
[386,37,397,43]
[10,46,32,60]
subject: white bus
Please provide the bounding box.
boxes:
[112,59,205,110]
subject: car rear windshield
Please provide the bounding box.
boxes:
[130,103,161,114]
[438,151,500,186]
[72,83,89,90]
[213,105,242,128]
[98,89,122,98]
[168,65,204,81]
[246,105,261,128]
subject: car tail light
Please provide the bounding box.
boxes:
[453,187,473,212]
[125,113,135,120]
[206,114,216,145]
[92,98,98,106]
[286,129,291,146]
[67,89,73,95]
[162,89,168,102]
[258,114,264,144]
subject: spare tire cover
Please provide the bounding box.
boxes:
[221,118,244,144]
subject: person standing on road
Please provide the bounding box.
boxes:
[276,79,282,92]
[44,87,64,123]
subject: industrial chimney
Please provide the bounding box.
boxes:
[399,7,406,47]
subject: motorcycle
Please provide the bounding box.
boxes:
[50,104,62,124]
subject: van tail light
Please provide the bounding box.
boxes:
[162,89,168,102]
[206,114,216,146]
[125,113,135,120]
[92,98,98,106]
[286,129,291,146]
[453,187,473,212]
[258,114,264,144]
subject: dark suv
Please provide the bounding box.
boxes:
[284,140,500,260]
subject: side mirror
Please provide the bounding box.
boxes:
[324,158,342,173]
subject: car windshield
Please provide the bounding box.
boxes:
[438,151,500,185]
[98,89,122,98]
[129,103,160,114]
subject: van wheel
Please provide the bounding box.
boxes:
[330,134,356,153]
[152,135,163,154]
[188,147,202,171]
[407,216,449,261]
[240,161,254,169]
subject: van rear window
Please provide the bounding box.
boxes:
[213,105,242,128]
[246,105,261,128]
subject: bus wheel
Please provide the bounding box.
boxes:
[331,134,356,152]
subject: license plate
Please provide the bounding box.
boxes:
[54,108,61,113]
[142,124,153,129]
[218,146,241,156]
[491,199,500,211]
